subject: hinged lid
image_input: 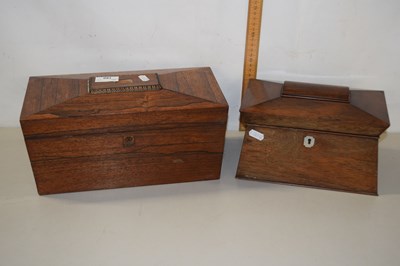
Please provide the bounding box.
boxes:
[20,67,228,137]
[240,79,390,137]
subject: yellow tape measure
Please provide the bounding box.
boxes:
[240,0,264,130]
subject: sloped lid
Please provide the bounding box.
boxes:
[20,67,228,121]
[241,79,390,137]
[20,68,228,137]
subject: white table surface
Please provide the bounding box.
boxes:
[1,128,400,266]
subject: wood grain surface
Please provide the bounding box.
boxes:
[282,81,350,102]
[240,79,390,137]
[238,79,390,195]
[237,126,379,195]
[20,67,228,195]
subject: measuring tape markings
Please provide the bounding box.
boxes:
[240,0,263,130]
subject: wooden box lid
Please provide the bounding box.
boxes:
[240,79,390,137]
[20,67,228,137]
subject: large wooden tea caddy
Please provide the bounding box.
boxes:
[20,67,228,195]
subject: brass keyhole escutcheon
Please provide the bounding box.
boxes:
[123,136,135,147]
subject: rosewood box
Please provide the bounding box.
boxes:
[237,80,390,195]
[20,67,228,195]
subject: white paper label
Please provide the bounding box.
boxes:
[249,129,264,141]
[95,76,119,82]
[138,75,150,82]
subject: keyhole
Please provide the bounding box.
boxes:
[123,136,135,147]
[303,136,315,148]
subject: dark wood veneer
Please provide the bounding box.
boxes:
[21,67,228,195]
[237,80,390,195]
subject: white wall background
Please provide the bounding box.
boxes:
[0,0,399,131]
